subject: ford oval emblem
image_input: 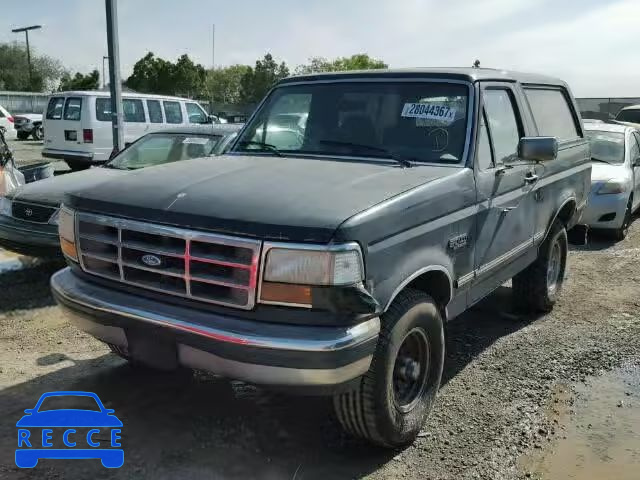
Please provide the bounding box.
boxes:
[141,254,162,267]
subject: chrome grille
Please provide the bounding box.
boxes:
[76,212,261,309]
[11,201,57,223]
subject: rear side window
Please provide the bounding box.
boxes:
[524,88,580,140]
[483,89,521,164]
[186,102,208,124]
[147,100,163,123]
[163,101,183,124]
[46,97,65,120]
[123,99,145,122]
[96,98,111,121]
[63,97,82,121]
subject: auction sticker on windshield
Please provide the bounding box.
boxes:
[401,103,456,123]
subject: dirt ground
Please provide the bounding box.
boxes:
[0,140,639,479]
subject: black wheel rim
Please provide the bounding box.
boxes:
[392,328,430,412]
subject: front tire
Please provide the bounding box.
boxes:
[612,198,632,241]
[513,220,568,313]
[333,289,445,447]
[32,124,43,141]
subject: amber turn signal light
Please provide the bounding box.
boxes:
[60,237,78,261]
[260,282,312,306]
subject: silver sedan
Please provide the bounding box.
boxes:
[581,123,640,240]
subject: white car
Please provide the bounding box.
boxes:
[581,123,640,240]
[42,91,214,170]
[0,104,17,140]
[615,104,640,129]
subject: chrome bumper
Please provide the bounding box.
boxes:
[51,268,380,388]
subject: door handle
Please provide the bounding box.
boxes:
[524,172,538,184]
[502,206,517,213]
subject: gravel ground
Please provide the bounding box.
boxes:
[0,140,639,479]
[7,138,68,172]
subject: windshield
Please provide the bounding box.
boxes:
[108,133,222,169]
[38,395,101,412]
[233,82,470,164]
[616,109,640,124]
[585,130,625,164]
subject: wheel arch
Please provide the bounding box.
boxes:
[383,265,453,314]
[545,196,577,240]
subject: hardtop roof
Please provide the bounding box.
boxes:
[279,67,567,88]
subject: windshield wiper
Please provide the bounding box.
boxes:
[318,140,412,168]
[101,163,126,170]
[236,140,282,157]
[591,157,611,164]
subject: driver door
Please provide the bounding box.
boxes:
[470,84,537,302]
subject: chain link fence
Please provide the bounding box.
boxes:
[576,97,640,121]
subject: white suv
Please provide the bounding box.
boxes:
[0,105,17,140]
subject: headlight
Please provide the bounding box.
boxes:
[260,243,364,306]
[58,206,78,261]
[596,180,626,195]
[0,196,11,217]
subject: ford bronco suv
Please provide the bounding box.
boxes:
[51,68,590,447]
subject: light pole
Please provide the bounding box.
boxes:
[105,0,124,154]
[102,56,109,89]
[11,25,42,91]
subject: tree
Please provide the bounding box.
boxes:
[124,52,206,97]
[58,69,100,91]
[0,42,64,92]
[295,54,387,75]
[205,65,250,104]
[239,53,289,103]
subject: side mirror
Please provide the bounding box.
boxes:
[634,157,640,167]
[24,409,33,414]
[518,136,558,163]
[207,115,219,124]
[105,409,115,414]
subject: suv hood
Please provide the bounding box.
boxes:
[9,168,126,206]
[66,155,455,242]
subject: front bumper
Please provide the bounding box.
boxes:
[580,190,629,230]
[0,215,61,257]
[51,268,380,390]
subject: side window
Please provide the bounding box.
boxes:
[147,100,163,123]
[123,99,145,122]
[186,103,208,124]
[63,97,82,121]
[46,98,65,120]
[476,111,494,170]
[483,89,521,164]
[163,101,183,124]
[96,98,111,121]
[524,88,580,140]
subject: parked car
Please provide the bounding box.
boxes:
[51,68,590,448]
[614,104,640,128]
[0,124,241,257]
[0,104,17,140]
[581,123,640,239]
[42,91,214,170]
[14,114,44,140]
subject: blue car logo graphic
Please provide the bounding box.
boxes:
[16,391,123,468]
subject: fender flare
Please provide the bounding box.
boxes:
[383,265,453,311]
[543,196,577,241]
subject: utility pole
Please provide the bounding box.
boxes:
[212,24,215,69]
[102,56,109,89]
[105,0,124,155]
[11,25,42,91]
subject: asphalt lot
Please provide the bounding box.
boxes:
[0,139,639,479]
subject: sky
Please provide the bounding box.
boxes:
[1,0,639,97]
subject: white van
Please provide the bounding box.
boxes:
[42,91,212,169]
